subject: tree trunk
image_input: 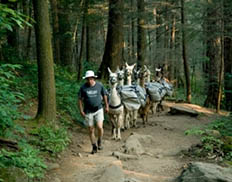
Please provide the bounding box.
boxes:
[204,0,222,108]
[98,0,124,80]
[224,0,232,111]
[131,0,136,62]
[156,6,163,67]
[77,11,87,81]
[58,4,73,68]
[50,0,61,65]
[33,0,56,122]
[181,0,191,103]
[169,12,176,81]
[137,0,146,68]
[26,1,32,59]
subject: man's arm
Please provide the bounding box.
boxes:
[103,95,109,113]
[78,98,85,118]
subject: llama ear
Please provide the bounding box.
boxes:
[125,62,128,67]
[116,66,119,72]
[131,63,136,70]
[108,67,112,74]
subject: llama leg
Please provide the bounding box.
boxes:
[146,113,148,124]
[117,128,121,140]
[150,104,154,114]
[133,110,138,128]
[112,128,116,140]
[111,116,116,140]
[152,102,158,114]
[125,111,130,129]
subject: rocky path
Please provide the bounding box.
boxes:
[44,102,222,182]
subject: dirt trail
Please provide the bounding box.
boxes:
[45,102,224,182]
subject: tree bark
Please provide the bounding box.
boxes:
[98,0,124,80]
[33,0,56,122]
[181,0,191,103]
[204,0,222,108]
[77,8,87,81]
[224,0,232,111]
[50,0,61,65]
[137,0,146,68]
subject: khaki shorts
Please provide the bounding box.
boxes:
[85,108,104,127]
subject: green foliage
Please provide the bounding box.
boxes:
[185,115,232,161]
[30,125,71,156]
[0,144,47,179]
[0,3,32,34]
[55,66,83,123]
[175,86,206,106]
[14,63,38,99]
[0,64,24,136]
[208,116,232,137]
[83,61,99,73]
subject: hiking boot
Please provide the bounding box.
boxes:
[97,139,103,150]
[91,144,97,154]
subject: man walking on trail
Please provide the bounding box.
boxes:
[78,70,109,154]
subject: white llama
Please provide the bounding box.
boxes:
[124,62,139,128]
[116,66,124,87]
[108,68,124,140]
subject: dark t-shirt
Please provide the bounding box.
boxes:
[78,82,107,114]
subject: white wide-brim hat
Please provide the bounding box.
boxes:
[82,70,98,79]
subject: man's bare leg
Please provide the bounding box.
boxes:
[97,121,103,150]
[88,126,97,154]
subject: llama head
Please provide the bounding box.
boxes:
[108,67,118,85]
[117,68,124,81]
[138,65,149,79]
[125,62,136,77]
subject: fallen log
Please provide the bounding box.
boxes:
[169,105,199,117]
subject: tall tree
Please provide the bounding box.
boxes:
[224,0,232,111]
[98,0,124,80]
[77,0,88,81]
[204,0,222,108]
[50,0,61,64]
[33,0,56,122]
[58,2,73,68]
[137,0,146,68]
[181,0,191,103]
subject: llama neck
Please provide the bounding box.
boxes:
[110,84,121,106]
[137,78,140,85]
[147,75,150,83]
[139,78,145,88]
[126,76,132,85]
[118,79,124,87]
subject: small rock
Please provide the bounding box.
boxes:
[77,153,83,158]
[124,178,141,182]
[155,154,163,159]
[77,144,82,148]
[46,163,60,171]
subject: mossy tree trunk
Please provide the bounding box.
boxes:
[33,0,56,122]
